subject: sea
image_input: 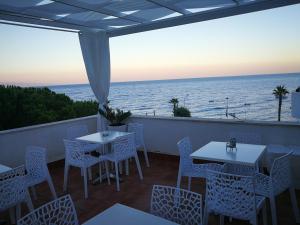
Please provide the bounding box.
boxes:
[49,73,300,122]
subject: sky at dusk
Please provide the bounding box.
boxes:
[0,4,299,86]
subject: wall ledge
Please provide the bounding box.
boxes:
[1,114,299,136]
[131,115,300,127]
[0,115,97,135]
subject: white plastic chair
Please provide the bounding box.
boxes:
[63,139,102,199]
[25,146,57,200]
[17,194,78,225]
[255,151,300,225]
[100,133,143,191]
[151,185,203,225]
[0,166,33,224]
[204,170,267,225]
[176,137,224,190]
[128,123,150,167]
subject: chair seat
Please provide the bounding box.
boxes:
[69,155,99,168]
[184,163,224,178]
[25,175,45,187]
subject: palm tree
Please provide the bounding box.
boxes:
[273,85,289,121]
[169,98,179,116]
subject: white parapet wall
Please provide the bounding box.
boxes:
[0,115,97,167]
[129,116,300,155]
[1,114,300,186]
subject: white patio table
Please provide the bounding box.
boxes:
[76,131,132,183]
[82,203,179,225]
[190,141,266,168]
[76,131,131,145]
[0,164,11,174]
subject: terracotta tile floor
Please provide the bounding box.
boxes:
[1,152,299,224]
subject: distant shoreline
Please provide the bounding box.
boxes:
[1,72,299,88]
[46,72,300,88]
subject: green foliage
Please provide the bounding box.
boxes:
[98,103,131,126]
[169,98,191,117]
[174,106,191,117]
[0,85,98,131]
[296,87,300,92]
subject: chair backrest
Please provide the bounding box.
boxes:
[150,185,202,225]
[270,151,293,195]
[0,166,26,211]
[206,170,257,221]
[112,133,136,161]
[63,139,86,166]
[229,131,262,145]
[17,194,78,225]
[25,146,48,180]
[128,123,145,147]
[177,137,193,172]
[67,125,89,140]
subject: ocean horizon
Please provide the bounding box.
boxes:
[49,73,300,122]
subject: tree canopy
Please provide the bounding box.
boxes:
[0,85,98,131]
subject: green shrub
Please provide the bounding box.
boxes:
[0,85,98,131]
[174,106,191,117]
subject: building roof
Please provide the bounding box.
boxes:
[0,0,299,37]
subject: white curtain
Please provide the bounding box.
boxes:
[79,29,110,131]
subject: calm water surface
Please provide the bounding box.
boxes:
[49,73,300,122]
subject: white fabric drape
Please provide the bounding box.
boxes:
[79,29,110,131]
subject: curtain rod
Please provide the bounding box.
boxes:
[0,21,79,33]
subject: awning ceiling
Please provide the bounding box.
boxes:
[0,0,299,37]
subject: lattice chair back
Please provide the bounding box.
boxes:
[0,166,26,211]
[67,125,88,140]
[150,185,202,225]
[17,194,78,225]
[112,133,136,161]
[128,123,145,148]
[229,131,262,145]
[270,151,293,195]
[63,139,86,167]
[206,170,257,222]
[177,137,193,173]
[25,146,48,182]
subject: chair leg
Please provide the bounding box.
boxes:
[83,168,88,199]
[119,161,123,175]
[262,202,268,225]
[143,144,150,167]
[270,196,278,225]
[105,161,111,185]
[115,162,120,191]
[31,186,37,200]
[176,168,182,188]
[16,204,21,223]
[188,177,192,191]
[134,154,143,180]
[63,163,69,192]
[99,162,103,183]
[289,187,300,223]
[88,167,92,181]
[25,189,34,211]
[203,206,209,225]
[220,215,224,225]
[125,159,129,176]
[47,175,57,199]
